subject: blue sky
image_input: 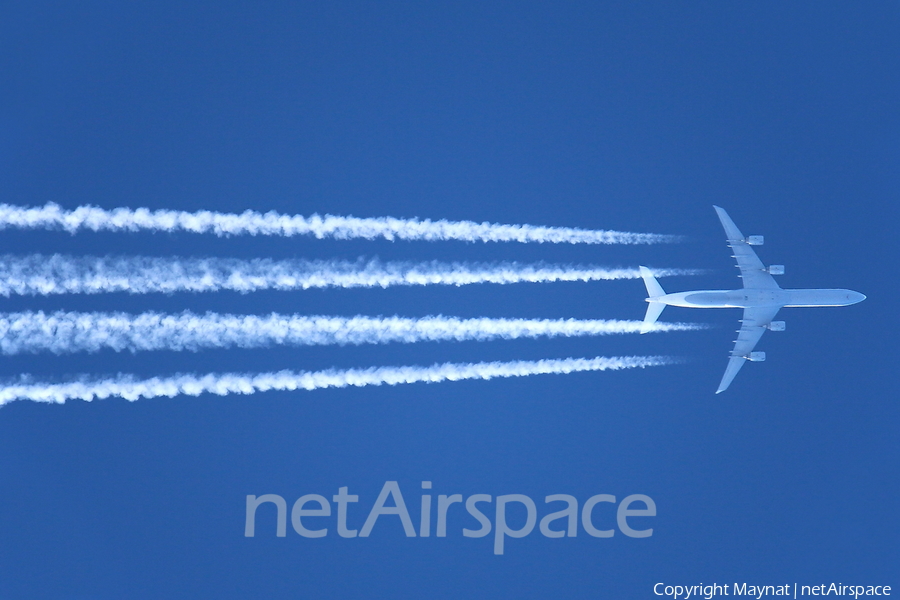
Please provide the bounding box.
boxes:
[1,2,897,598]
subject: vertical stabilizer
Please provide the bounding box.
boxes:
[639,266,667,334]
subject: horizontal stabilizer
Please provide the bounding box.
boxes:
[639,266,666,298]
[641,302,666,334]
[639,266,667,334]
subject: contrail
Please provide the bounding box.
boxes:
[0,254,702,296]
[0,203,681,244]
[0,311,705,355]
[0,355,675,405]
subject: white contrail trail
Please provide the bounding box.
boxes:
[0,355,675,405]
[0,254,702,296]
[0,311,704,355]
[0,203,681,244]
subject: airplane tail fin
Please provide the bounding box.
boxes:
[639,266,666,334]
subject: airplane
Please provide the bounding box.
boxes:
[639,206,865,393]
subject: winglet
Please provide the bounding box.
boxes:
[713,205,745,243]
[639,266,666,333]
[716,356,746,394]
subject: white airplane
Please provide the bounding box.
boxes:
[639,206,865,393]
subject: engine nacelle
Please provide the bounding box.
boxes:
[745,235,764,245]
[766,264,784,275]
[745,351,766,362]
[766,321,785,331]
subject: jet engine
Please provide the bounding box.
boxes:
[766,321,785,331]
[745,351,766,362]
[745,235,764,245]
[766,264,784,275]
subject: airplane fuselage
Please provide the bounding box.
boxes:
[639,206,866,392]
[649,288,866,309]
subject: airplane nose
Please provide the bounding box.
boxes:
[852,292,866,304]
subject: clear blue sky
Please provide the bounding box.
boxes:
[1,2,897,598]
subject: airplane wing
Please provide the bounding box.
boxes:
[713,206,780,290]
[716,304,782,393]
